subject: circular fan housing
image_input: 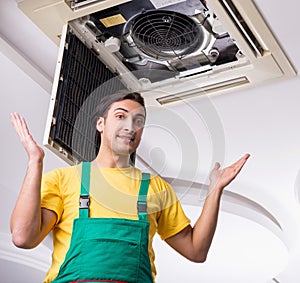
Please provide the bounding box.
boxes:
[130,10,202,60]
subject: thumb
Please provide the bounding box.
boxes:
[214,162,221,170]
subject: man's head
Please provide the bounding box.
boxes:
[93,90,146,157]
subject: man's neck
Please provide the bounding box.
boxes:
[94,148,131,168]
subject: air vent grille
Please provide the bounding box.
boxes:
[52,32,124,162]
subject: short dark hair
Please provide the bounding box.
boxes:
[93,90,146,121]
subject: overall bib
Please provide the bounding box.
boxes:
[52,162,153,283]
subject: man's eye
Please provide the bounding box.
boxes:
[116,114,125,119]
[135,119,145,126]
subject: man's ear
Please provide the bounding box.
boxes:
[96,117,104,133]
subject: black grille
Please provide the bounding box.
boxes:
[130,10,201,59]
[52,32,124,162]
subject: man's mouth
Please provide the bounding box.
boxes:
[118,135,135,143]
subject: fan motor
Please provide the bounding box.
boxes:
[129,10,202,60]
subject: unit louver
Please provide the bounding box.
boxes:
[65,0,104,11]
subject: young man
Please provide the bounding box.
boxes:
[10,91,250,282]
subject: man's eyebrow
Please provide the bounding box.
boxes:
[114,107,145,118]
[114,107,129,113]
[134,113,146,119]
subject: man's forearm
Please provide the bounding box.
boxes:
[10,160,43,248]
[191,186,223,262]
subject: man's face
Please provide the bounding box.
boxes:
[97,99,146,156]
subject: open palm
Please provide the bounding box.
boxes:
[209,154,250,192]
[11,112,44,162]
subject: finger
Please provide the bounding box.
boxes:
[11,112,23,128]
[11,113,30,141]
[10,112,20,126]
[19,115,30,136]
[11,112,24,137]
[239,153,250,165]
[214,162,221,170]
[231,154,250,174]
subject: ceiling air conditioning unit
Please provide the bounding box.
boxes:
[18,0,296,164]
[18,0,296,102]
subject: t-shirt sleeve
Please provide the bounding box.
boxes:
[41,169,64,224]
[155,179,191,240]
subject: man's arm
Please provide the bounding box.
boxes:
[10,113,57,249]
[165,154,250,262]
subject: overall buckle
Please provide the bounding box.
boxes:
[79,195,90,209]
[137,201,147,213]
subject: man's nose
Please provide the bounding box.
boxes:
[123,117,135,132]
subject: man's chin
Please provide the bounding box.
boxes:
[113,141,139,156]
[114,147,134,157]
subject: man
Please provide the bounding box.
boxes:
[10,91,250,282]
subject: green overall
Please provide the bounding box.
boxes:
[52,162,153,283]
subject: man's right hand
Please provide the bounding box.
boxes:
[10,113,57,249]
[11,112,44,163]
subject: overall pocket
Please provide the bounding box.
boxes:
[80,237,141,280]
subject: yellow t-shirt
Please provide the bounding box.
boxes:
[41,164,190,283]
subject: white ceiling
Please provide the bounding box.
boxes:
[0,0,300,282]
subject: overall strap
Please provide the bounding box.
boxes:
[79,162,90,218]
[137,173,150,221]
